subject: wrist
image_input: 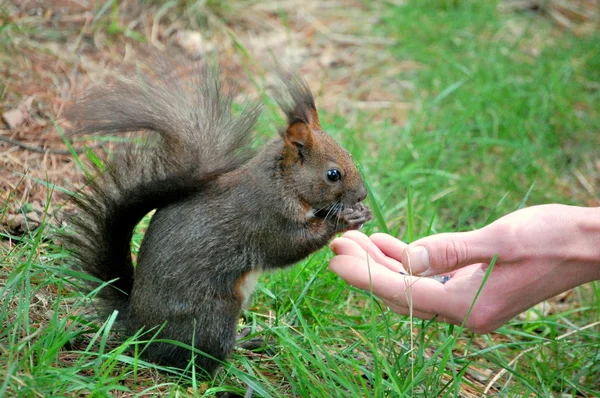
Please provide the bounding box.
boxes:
[571,206,600,282]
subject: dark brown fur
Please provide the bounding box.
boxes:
[64,60,371,377]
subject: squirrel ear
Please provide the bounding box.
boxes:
[273,69,321,147]
[284,120,314,149]
[282,105,319,149]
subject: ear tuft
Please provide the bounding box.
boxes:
[274,68,321,131]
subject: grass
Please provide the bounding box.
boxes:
[1,0,599,396]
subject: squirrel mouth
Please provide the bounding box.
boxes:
[314,208,332,218]
[314,204,342,219]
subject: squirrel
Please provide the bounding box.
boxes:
[63,60,372,377]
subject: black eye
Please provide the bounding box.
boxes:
[327,169,342,182]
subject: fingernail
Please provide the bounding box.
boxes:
[406,246,430,275]
[329,239,340,253]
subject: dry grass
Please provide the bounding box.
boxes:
[1,1,598,396]
[0,0,409,229]
[2,0,596,225]
[502,0,599,32]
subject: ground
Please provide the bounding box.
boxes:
[1,1,599,397]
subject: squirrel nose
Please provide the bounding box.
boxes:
[356,186,367,203]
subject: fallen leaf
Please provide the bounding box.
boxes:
[2,108,26,129]
[174,30,209,57]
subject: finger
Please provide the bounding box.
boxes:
[400,230,498,276]
[382,300,461,326]
[370,233,408,262]
[338,231,405,272]
[330,255,474,323]
[382,287,471,327]
[330,236,369,261]
[380,297,438,320]
[329,254,461,315]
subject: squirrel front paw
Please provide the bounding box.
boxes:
[340,203,372,231]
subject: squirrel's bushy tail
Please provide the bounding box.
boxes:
[67,60,261,174]
[63,61,261,318]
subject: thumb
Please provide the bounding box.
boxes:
[401,230,497,276]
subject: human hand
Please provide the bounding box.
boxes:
[329,205,600,333]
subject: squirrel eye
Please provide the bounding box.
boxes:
[327,169,342,182]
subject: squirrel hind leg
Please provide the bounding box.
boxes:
[236,335,276,357]
[138,300,241,377]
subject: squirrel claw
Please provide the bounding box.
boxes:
[340,203,372,231]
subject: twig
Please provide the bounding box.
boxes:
[573,168,596,198]
[0,135,99,155]
[298,9,395,46]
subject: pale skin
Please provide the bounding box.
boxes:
[329,204,600,333]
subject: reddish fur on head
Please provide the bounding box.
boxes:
[276,73,367,215]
